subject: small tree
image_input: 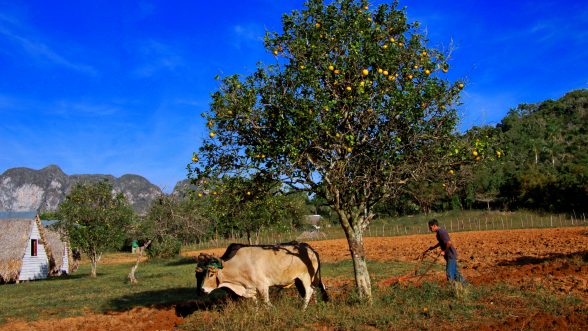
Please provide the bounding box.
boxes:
[58,181,133,277]
[138,195,211,258]
[190,0,490,303]
[198,176,307,244]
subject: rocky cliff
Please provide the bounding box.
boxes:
[0,165,163,214]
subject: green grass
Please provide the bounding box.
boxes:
[178,280,585,331]
[0,258,197,323]
[2,256,585,330]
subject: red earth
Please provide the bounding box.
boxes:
[2,226,587,330]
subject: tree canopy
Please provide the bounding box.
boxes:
[190,0,491,303]
[57,181,133,277]
[495,89,588,212]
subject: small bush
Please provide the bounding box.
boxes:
[147,236,181,258]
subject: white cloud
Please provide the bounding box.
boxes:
[53,101,122,117]
[230,23,265,50]
[132,39,184,78]
[0,25,97,75]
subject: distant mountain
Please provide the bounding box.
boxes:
[171,178,195,197]
[0,165,163,214]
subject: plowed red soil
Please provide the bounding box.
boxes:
[2,226,587,330]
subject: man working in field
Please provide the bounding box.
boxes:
[425,219,466,285]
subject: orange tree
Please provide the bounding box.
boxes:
[190,0,478,303]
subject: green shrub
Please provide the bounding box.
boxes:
[147,236,181,258]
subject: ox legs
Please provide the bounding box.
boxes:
[257,287,273,307]
[296,276,314,309]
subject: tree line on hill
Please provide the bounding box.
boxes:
[376,89,587,216]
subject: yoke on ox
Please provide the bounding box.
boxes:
[195,241,328,309]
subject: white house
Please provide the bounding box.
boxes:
[0,218,49,283]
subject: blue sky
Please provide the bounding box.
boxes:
[1,1,587,192]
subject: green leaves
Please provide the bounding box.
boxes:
[57,181,133,275]
[192,0,464,224]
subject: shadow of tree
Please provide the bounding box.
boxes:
[107,287,240,317]
[43,272,103,281]
[165,257,196,266]
[497,251,588,266]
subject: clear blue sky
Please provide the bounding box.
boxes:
[1,1,586,192]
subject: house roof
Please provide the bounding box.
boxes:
[0,211,37,219]
[41,219,59,227]
[44,228,67,271]
[0,219,32,282]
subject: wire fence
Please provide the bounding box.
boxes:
[187,212,588,251]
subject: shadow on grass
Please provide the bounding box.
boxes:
[43,272,102,281]
[165,257,196,266]
[497,251,588,266]
[108,287,240,317]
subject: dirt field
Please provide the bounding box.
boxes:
[2,226,587,330]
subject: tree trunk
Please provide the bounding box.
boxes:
[90,256,97,278]
[128,240,152,284]
[89,252,101,278]
[343,225,372,304]
[333,203,374,304]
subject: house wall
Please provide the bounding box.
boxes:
[18,222,49,281]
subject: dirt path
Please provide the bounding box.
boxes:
[2,226,587,330]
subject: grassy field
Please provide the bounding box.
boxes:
[0,259,196,323]
[0,255,585,330]
[1,211,587,329]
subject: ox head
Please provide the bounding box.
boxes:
[195,253,223,295]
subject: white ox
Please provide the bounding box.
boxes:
[195,241,328,308]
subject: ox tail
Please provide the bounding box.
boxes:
[302,243,329,302]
